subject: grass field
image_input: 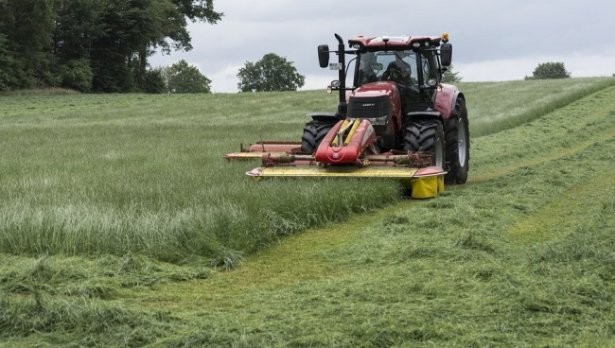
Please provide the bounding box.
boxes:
[1,77,614,346]
[0,77,613,262]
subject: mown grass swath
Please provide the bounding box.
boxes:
[0,78,613,263]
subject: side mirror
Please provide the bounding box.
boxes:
[440,43,452,67]
[318,45,330,68]
[327,80,341,94]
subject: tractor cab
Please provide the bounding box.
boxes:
[319,34,452,113]
[347,35,450,114]
[355,49,437,111]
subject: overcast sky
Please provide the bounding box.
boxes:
[150,0,615,93]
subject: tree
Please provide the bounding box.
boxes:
[442,65,462,83]
[237,53,305,92]
[53,0,103,63]
[88,0,222,92]
[143,68,167,93]
[135,0,223,89]
[0,0,57,88]
[528,62,570,79]
[0,0,222,92]
[165,60,211,93]
[59,59,93,92]
[0,33,17,91]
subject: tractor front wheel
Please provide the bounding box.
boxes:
[301,120,334,154]
[403,120,445,168]
[444,98,470,184]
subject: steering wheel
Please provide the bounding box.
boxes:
[388,66,402,82]
[386,63,411,85]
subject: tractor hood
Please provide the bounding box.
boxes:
[346,82,402,127]
[349,81,399,100]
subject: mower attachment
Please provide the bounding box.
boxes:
[225,118,445,198]
[224,142,446,198]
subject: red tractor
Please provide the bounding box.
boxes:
[226,33,469,197]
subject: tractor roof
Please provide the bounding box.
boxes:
[348,35,443,51]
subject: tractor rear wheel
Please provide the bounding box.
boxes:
[301,120,334,153]
[444,98,470,184]
[403,120,445,167]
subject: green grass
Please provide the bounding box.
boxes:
[141,84,613,347]
[0,91,400,263]
[1,77,613,263]
[463,77,615,136]
[1,78,614,346]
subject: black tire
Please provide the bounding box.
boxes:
[301,120,335,153]
[444,98,470,184]
[403,120,445,168]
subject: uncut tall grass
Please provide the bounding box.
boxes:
[0,92,399,261]
[463,77,615,135]
[1,77,613,262]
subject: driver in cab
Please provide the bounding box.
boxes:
[382,52,412,85]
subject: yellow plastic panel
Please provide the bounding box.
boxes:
[248,166,419,178]
[410,175,445,199]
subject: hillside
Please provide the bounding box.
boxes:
[0,78,614,346]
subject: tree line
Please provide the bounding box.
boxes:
[0,0,222,92]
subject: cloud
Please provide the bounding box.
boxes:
[458,51,615,82]
[209,65,242,92]
[302,74,334,91]
[149,0,615,92]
